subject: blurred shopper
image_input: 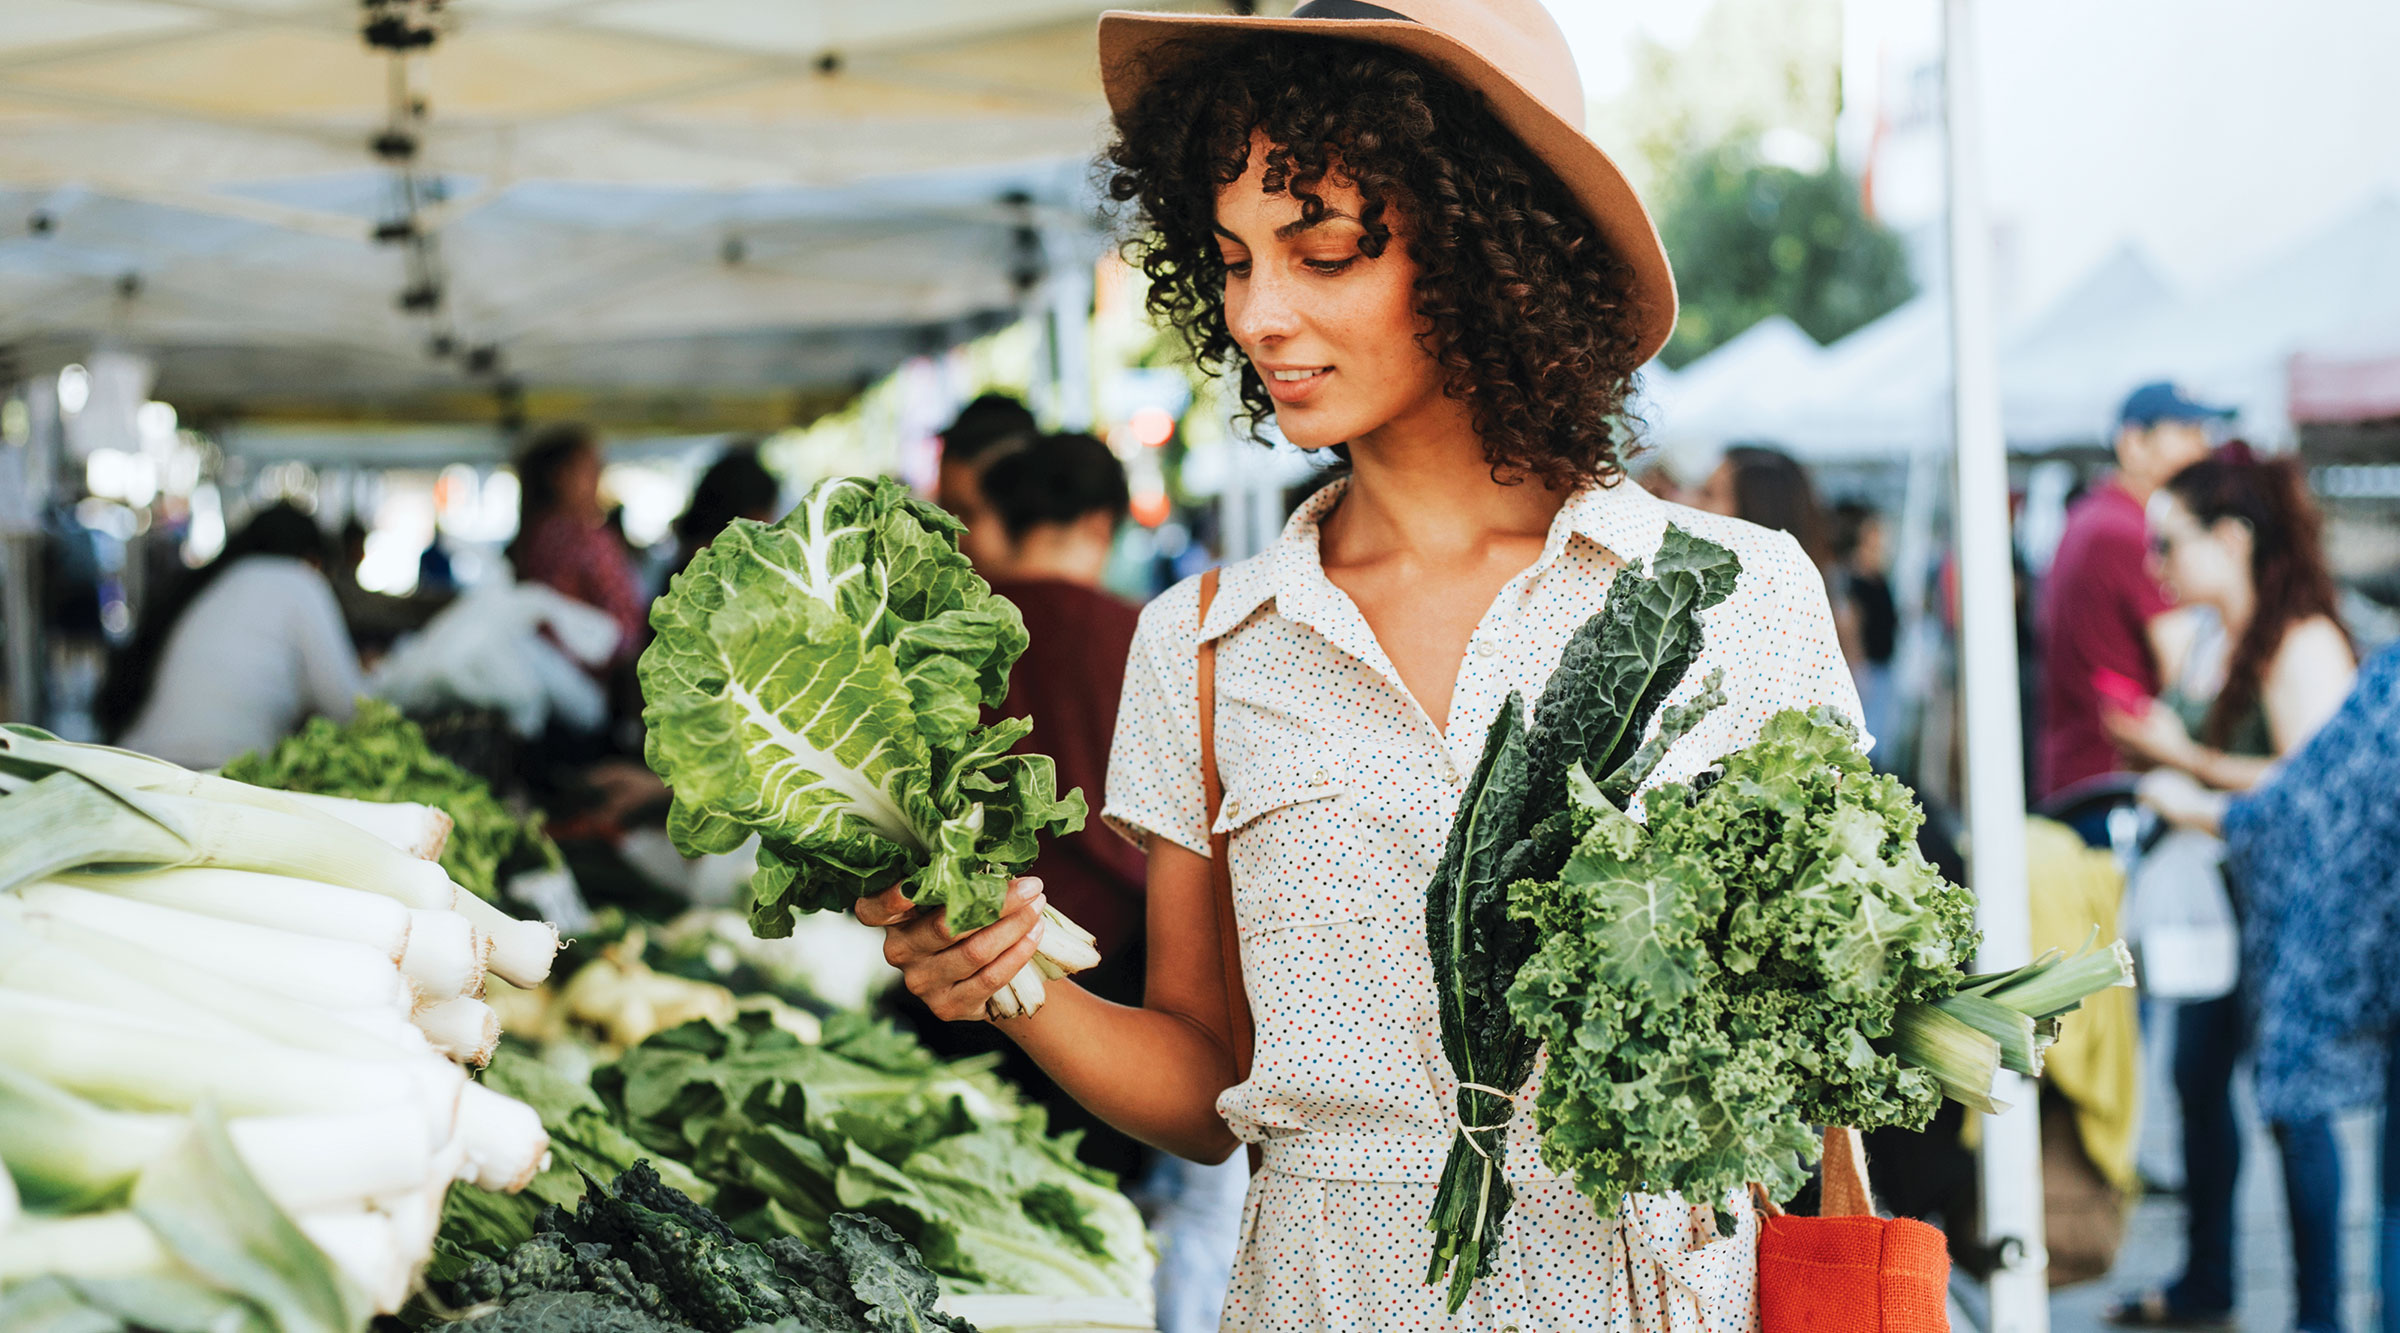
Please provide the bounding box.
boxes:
[665,443,780,585]
[2035,381,2230,804]
[507,424,646,663]
[2137,642,2400,1333]
[102,502,363,768]
[1833,500,1900,745]
[2104,443,2356,1333]
[1694,444,1835,565]
[932,392,1039,574]
[1695,445,1862,682]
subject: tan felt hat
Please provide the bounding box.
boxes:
[1099,0,1677,364]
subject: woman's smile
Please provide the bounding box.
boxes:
[1260,363,1334,403]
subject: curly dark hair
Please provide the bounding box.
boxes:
[1103,34,1650,487]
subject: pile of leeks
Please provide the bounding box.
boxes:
[0,725,563,1329]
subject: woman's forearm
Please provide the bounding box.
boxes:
[996,981,1244,1163]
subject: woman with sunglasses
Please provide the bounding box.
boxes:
[2104,442,2356,1333]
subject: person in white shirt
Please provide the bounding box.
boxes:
[106,502,364,769]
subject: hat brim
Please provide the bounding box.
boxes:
[1098,9,1677,365]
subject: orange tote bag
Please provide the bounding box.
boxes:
[1755,1127,1951,1333]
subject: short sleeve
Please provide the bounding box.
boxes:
[1102,579,1210,857]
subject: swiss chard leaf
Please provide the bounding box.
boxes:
[641,476,1082,938]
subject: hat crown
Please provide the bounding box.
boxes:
[1357,0,1585,130]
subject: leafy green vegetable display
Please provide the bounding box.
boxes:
[640,477,1096,1019]
[223,699,559,903]
[441,1162,975,1333]
[587,1013,1149,1302]
[1422,526,1740,1308]
[1507,708,1977,1215]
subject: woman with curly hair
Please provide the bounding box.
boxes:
[859,4,1862,1328]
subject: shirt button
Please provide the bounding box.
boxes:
[1311,768,1329,786]
[1221,797,1240,821]
[1473,639,1500,658]
[1437,756,1460,783]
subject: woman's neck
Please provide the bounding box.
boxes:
[1321,397,1569,563]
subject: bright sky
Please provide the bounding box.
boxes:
[1541,0,2400,315]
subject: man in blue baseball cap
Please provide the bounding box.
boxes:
[2035,380,2236,803]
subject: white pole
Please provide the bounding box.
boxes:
[1942,1,2048,1329]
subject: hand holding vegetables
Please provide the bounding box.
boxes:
[857,876,1055,1023]
[641,476,1098,1020]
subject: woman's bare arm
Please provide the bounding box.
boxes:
[858,839,1243,1163]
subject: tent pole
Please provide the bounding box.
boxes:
[1943,1,2048,1329]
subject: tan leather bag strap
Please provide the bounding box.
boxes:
[1195,568,1256,1081]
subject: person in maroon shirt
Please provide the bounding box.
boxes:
[2035,381,2229,804]
[913,426,1150,1180]
[507,423,648,664]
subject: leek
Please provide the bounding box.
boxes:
[66,866,413,963]
[401,907,485,1003]
[413,996,500,1066]
[10,884,409,1012]
[1890,1001,2007,1113]
[0,989,463,1142]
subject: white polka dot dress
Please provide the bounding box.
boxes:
[1105,477,1867,1333]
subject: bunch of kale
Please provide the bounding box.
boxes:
[1422,526,1741,1309]
[440,1163,973,1333]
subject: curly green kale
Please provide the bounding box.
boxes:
[1506,708,1980,1213]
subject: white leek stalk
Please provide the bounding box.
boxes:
[413,996,500,1066]
[0,1065,436,1215]
[447,888,560,988]
[266,790,454,862]
[0,990,463,1144]
[0,910,425,1055]
[9,883,410,1012]
[0,1211,169,1281]
[296,1208,411,1314]
[401,908,485,1003]
[65,867,413,963]
[454,1079,550,1192]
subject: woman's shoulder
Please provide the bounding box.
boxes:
[2269,614,2356,679]
[1131,547,1280,646]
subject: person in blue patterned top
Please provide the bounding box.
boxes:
[2141,641,2400,1333]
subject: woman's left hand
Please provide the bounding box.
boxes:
[2103,699,2199,770]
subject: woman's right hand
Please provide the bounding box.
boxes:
[854,877,1048,1022]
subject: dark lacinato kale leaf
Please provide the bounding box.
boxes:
[442,1165,976,1333]
[830,1215,975,1333]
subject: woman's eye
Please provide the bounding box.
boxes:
[1303,256,1358,275]
[1221,257,1252,278]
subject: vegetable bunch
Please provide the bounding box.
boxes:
[1423,526,1740,1308]
[223,699,561,904]
[0,726,568,1326]
[441,1162,976,1333]
[1506,706,2134,1215]
[641,477,1097,1019]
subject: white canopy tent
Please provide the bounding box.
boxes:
[0,0,1210,423]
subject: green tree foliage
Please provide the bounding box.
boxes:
[1655,144,1917,367]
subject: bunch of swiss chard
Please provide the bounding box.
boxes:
[641,477,1097,1020]
[1424,524,2132,1308]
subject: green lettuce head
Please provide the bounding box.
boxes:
[641,475,1085,938]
